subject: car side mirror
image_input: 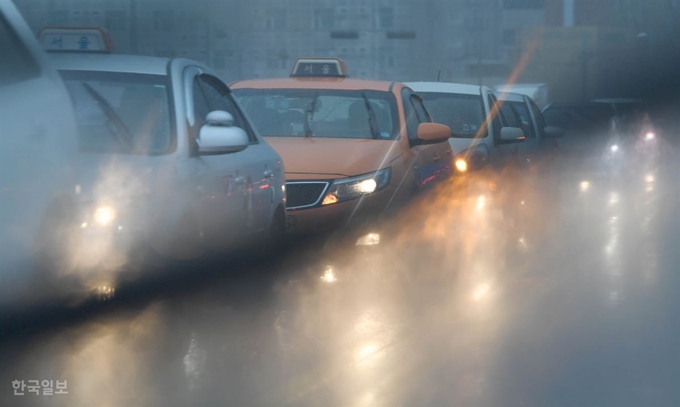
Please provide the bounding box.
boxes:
[544,125,565,138]
[499,126,525,144]
[416,123,451,144]
[198,110,249,155]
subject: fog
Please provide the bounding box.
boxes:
[2,0,680,406]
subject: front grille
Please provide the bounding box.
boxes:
[286,182,329,209]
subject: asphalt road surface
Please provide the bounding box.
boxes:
[2,148,680,407]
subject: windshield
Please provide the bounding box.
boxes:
[232,89,399,139]
[418,92,485,138]
[60,71,174,155]
[543,104,615,134]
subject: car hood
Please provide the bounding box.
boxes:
[264,137,402,180]
[76,153,179,203]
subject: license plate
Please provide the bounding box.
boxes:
[285,215,296,230]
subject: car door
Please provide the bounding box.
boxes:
[196,74,277,235]
[185,69,250,248]
[199,74,281,234]
[487,92,519,166]
[527,97,559,156]
[401,87,452,190]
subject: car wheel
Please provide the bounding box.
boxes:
[267,205,286,250]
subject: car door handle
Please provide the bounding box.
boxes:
[263,170,274,179]
[433,154,442,162]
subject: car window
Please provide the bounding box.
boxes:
[0,14,40,87]
[197,75,257,142]
[410,95,432,123]
[191,77,211,138]
[487,94,503,142]
[505,101,535,138]
[401,88,420,141]
[528,99,546,138]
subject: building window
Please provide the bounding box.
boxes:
[104,10,126,31]
[502,29,516,46]
[155,50,176,58]
[503,0,545,9]
[266,8,287,30]
[313,8,334,30]
[330,30,359,39]
[153,10,174,31]
[376,6,394,29]
[386,31,416,39]
[52,10,69,25]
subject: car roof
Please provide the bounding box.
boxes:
[497,92,525,102]
[49,53,172,75]
[405,82,483,96]
[230,77,395,92]
[543,101,614,110]
[592,98,646,104]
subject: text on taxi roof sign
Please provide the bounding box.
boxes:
[38,27,114,52]
[290,58,348,78]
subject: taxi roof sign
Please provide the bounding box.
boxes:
[38,27,115,53]
[290,58,348,78]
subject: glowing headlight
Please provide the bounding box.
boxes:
[455,158,468,172]
[93,206,116,226]
[322,168,391,205]
[455,147,487,173]
[356,232,380,246]
[610,144,619,152]
[645,132,655,141]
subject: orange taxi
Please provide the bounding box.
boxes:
[231,58,453,235]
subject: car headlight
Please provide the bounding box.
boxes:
[81,204,117,228]
[455,147,488,173]
[321,168,391,205]
[645,132,655,141]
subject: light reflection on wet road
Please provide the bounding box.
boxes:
[3,153,680,407]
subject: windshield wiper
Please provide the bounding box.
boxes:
[361,92,381,139]
[82,83,134,151]
[304,93,318,138]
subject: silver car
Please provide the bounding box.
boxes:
[43,28,286,273]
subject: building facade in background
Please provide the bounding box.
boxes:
[14,0,546,86]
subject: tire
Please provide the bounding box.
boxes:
[267,205,286,250]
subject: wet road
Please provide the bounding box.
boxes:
[2,150,680,407]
